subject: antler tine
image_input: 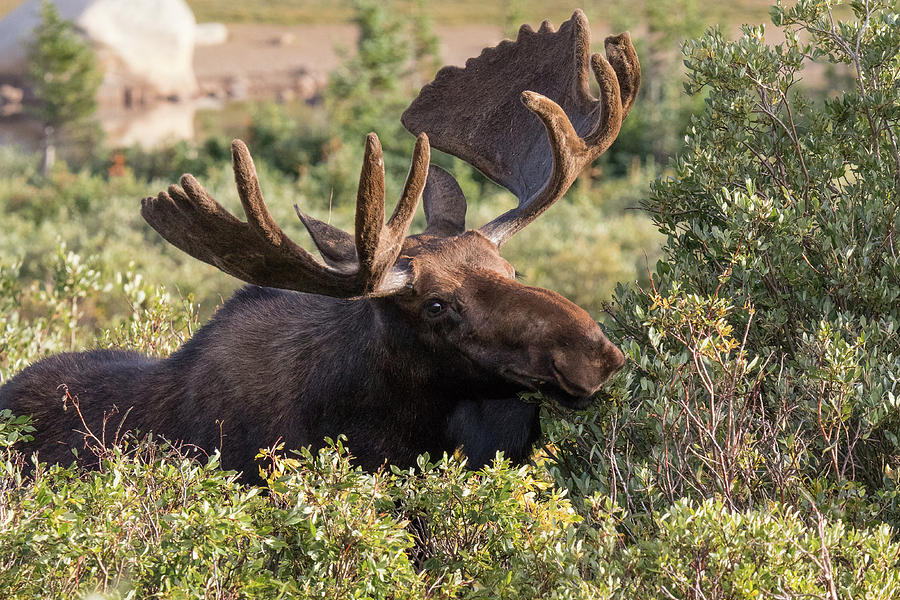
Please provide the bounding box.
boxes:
[402,10,641,247]
[231,140,291,248]
[141,135,431,298]
[388,132,430,240]
[354,133,388,288]
[604,32,641,120]
[351,132,430,293]
[583,47,623,151]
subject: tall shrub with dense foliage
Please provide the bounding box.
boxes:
[548,0,900,527]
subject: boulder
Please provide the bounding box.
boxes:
[0,0,198,105]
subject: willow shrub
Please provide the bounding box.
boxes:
[2,409,899,599]
[0,244,898,597]
[546,0,900,529]
[1,238,898,598]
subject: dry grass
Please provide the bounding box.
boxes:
[184,0,775,27]
[1,0,776,28]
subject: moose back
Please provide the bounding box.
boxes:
[0,11,639,479]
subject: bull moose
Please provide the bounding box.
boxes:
[0,10,639,479]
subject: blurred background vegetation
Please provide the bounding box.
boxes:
[0,0,707,324]
[0,0,855,327]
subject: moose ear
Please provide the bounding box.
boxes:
[294,208,358,271]
[373,259,414,295]
[423,165,467,237]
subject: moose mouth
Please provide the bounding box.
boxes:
[500,367,595,411]
[536,383,594,410]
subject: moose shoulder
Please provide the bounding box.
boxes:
[0,11,638,479]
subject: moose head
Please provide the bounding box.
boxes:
[1,10,639,476]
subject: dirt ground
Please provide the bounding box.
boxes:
[194,23,511,78]
[191,22,613,95]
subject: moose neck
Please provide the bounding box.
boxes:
[154,286,464,471]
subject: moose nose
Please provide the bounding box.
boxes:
[607,342,626,374]
[550,337,625,397]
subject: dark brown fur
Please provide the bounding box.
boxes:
[0,231,623,480]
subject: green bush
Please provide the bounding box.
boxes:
[2,415,898,599]
[546,0,900,530]
[619,498,900,599]
[0,245,198,382]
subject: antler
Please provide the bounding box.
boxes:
[401,9,640,246]
[141,133,430,297]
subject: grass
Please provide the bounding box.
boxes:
[184,0,777,27]
[0,0,778,28]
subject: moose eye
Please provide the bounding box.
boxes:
[424,299,446,318]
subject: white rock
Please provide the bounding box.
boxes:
[0,0,197,101]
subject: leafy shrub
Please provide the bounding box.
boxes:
[546,0,900,531]
[620,498,900,599]
[392,455,601,598]
[260,442,423,599]
[0,246,103,380]
[0,245,198,382]
[2,419,898,599]
[0,435,271,599]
